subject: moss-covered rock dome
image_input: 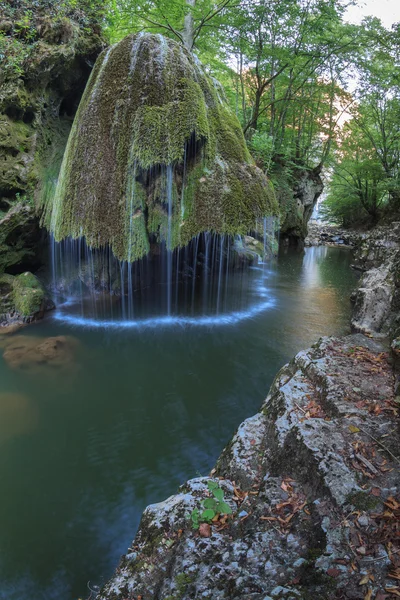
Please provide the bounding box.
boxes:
[43,33,278,262]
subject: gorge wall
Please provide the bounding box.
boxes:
[0,1,104,275]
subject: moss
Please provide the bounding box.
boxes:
[0,272,46,318]
[0,200,37,273]
[346,491,380,511]
[12,272,45,316]
[164,573,195,600]
[43,33,279,262]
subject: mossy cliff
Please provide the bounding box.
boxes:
[270,156,323,247]
[43,33,278,262]
[0,0,105,273]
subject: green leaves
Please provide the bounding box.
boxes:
[190,480,232,529]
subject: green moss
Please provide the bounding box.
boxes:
[43,33,279,263]
[346,491,380,511]
[164,573,195,600]
[132,79,210,168]
[0,272,46,318]
[0,200,36,274]
[12,272,45,316]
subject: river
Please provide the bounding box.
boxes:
[0,246,357,600]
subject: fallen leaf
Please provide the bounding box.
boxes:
[199,523,211,538]
[327,568,341,578]
[371,487,381,497]
[349,425,360,433]
[359,575,371,585]
[385,588,400,598]
[364,590,372,600]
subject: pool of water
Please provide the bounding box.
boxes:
[0,246,357,600]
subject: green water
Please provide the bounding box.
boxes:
[0,246,357,600]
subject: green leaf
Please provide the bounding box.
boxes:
[212,488,224,501]
[203,498,217,510]
[201,509,216,522]
[216,501,232,515]
[191,508,200,529]
[207,481,219,491]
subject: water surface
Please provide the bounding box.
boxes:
[0,246,357,600]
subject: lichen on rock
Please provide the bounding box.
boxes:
[42,33,278,262]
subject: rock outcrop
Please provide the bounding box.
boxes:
[305,222,357,248]
[273,160,323,247]
[97,334,399,600]
[0,271,54,329]
[351,223,400,338]
[43,33,278,263]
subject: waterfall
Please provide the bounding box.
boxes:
[166,165,173,316]
[45,33,280,327]
[48,219,279,326]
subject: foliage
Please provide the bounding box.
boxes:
[323,17,400,227]
[190,481,232,529]
[105,0,236,51]
[248,130,274,172]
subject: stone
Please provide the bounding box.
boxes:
[0,272,54,328]
[351,224,400,336]
[0,0,105,274]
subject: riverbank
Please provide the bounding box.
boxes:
[97,227,400,600]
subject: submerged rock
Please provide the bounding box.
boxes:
[1,334,79,372]
[43,34,278,262]
[97,334,399,599]
[0,271,54,328]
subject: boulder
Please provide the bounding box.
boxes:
[0,271,54,328]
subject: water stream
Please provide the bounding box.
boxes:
[0,246,357,600]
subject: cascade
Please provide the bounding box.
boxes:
[43,33,280,326]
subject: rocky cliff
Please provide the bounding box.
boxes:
[351,223,400,341]
[0,0,104,274]
[271,158,323,248]
[0,0,104,324]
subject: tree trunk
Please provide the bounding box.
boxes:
[183,0,196,51]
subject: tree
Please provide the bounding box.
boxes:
[106,0,237,50]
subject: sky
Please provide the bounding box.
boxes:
[344,0,400,28]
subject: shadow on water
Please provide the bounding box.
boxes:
[0,246,357,600]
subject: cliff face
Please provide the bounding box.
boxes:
[272,159,323,247]
[42,33,278,263]
[0,0,105,274]
[351,222,400,339]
